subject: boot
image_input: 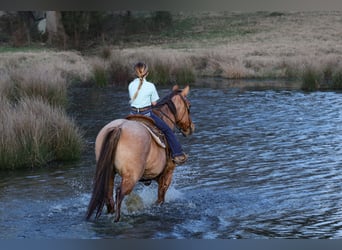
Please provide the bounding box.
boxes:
[173,153,188,164]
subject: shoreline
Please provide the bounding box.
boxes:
[194,77,302,90]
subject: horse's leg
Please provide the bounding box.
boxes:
[114,177,136,222]
[156,161,176,205]
[106,171,115,214]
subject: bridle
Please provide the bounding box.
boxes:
[153,92,192,135]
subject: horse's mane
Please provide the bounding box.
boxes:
[153,89,181,115]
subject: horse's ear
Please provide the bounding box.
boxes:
[181,85,190,96]
[172,85,179,91]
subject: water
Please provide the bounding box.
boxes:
[1,85,342,239]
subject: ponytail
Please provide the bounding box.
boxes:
[131,77,143,103]
[130,62,149,103]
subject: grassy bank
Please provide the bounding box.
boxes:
[81,11,342,90]
[0,51,87,170]
[2,11,342,89]
[0,97,83,169]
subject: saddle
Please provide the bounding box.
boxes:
[125,114,166,148]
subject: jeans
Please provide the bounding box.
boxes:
[130,109,183,157]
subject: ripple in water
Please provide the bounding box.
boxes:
[1,87,342,238]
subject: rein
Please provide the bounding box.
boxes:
[153,92,191,133]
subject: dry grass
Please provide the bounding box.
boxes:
[2,65,68,106]
[0,50,92,85]
[0,51,92,107]
[87,48,195,86]
[2,12,341,88]
[0,96,83,169]
[0,51,88,169]
[105,11,342,88]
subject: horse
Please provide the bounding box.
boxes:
[86,85,195,222]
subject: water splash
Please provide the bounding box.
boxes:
[123,184,184,214]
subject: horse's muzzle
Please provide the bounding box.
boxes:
[181,123,195,136]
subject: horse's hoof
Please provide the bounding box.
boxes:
[143,180,152,186]
[139,179,152,186]
[107,209,115,214]
[155,200,164,206]
[106,205,115,214]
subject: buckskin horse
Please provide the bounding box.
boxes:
[86,85,195,222]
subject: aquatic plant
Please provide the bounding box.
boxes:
[148,59,171,85]
[301,66,321,91]
[92,62,108,87]
[173,66,196,85]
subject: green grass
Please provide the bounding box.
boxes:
[149,60,171,85]
[173,66,196,85]
[92,64,108,87]
[301,67,321,91]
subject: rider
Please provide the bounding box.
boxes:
[128,62,188,165]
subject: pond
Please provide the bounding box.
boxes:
[1,83,342,239]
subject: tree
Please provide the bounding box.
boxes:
[46,11,67,48]
[61,11,107,49]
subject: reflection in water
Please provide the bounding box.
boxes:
[1,85,342,239]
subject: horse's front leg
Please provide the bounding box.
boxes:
[156,161,176,205]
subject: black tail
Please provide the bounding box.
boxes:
[86,127,122,220]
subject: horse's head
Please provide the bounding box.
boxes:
[171,85,195,136]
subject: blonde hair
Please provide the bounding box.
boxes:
[131,62,149,103]
[134,62,149,79]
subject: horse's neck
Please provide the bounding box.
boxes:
[156,105,176,129]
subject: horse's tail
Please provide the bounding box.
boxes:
[86,127,122,220]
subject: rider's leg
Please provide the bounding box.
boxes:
[150,112,187,164]
[130,109,187,164]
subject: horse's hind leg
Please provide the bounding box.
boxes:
[156,162,176,205]
[114,187,122,222]
[106,171,115,214]
[114,177,136,222]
